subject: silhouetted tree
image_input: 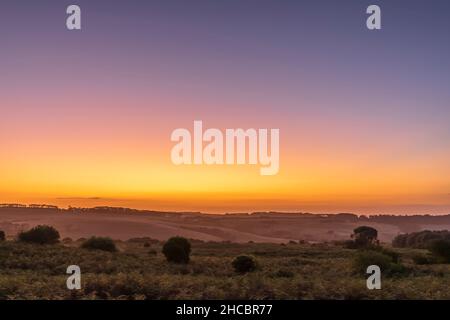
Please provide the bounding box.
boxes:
[344,226,379,249]
[351,226,378,247]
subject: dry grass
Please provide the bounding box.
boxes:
[0,240,449,300]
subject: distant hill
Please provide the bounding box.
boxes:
[1,204,449,243]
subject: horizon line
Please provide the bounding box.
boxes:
[1,203,450,217]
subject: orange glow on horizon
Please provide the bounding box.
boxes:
[1,92,450,215]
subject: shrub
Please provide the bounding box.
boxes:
[274,269,294,278]
[0,230,5,241]
[412,254,435,265]
[162,237,191,264]
[393,230,450,248]
[353,251,391,273]
[429,240,450,263]
[386,262,409,275]
[81,237,117,252]
[375,247,400,263]
[353,250,407,276]
[18,225,60,244]
[232,255,257,273]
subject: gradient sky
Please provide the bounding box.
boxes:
[1,0,450,214]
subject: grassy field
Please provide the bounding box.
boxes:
[0,239,449,300]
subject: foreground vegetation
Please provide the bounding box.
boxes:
[0,234,449,299]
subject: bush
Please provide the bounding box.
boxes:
[274,269,294,278]
[412,254,435,265]
[375,247,400,263]
[353,251,391,273]
[18,225,60,244]
[393,230,450,248]
[0,230,5,241]
[81,237,117,252]
[162,237,191,264]
[429,240,450,263]
[232,255,257,273]
[353,250,407,276]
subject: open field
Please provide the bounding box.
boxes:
[1,207,449,300]
[2,207,450,243]
[0,239,449,300]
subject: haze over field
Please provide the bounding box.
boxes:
[1,206,450,243]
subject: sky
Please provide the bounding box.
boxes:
[1,0,450,214]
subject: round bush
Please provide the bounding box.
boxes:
[18,225,60,244]
[81,237,117,252]
[0,230,5,241]
[162,237,191,264]
[232,255,257,273]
